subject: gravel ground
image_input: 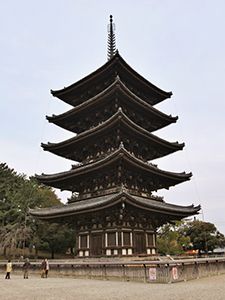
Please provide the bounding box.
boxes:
[1,273,225,300]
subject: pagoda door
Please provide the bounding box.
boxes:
[91,234,102,255]
[135,233,146,254]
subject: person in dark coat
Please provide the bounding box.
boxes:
[23,258,31,279]
[45,259,49,278]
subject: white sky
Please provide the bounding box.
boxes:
[1,1,225,234]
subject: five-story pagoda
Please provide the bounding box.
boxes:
[30,16,200,258]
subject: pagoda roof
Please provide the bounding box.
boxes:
[42,108,184,162]
[51,51,172,107]
[35,145,191,193]
[47,78,177,134]
[29,189,200,221]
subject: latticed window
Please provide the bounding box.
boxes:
[148,234,154,246]
[123,232,130,246]
[80,235,87,248]
[108,233,116,246]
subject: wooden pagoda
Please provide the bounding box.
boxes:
[30,16,200,258]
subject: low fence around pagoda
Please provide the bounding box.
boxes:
[1,257,225,283]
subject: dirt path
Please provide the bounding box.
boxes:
[1,273,225,300]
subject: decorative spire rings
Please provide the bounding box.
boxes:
[107,15,116,60]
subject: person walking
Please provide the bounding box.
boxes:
[23,258,31,279]
[5,260,12,279]
[41,259,46,278]
[45,259,49,278]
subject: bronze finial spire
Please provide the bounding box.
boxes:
[107,15,116,60]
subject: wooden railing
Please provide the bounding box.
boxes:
[1,257,225,283]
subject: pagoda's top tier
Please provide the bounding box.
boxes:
[51,51,172,107]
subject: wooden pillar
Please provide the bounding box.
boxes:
[78,235,81,248]
[87,234,89,248]
[105,232,111,256]
[116,232,118,246]
[105,233,108,247]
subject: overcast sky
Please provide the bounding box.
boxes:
[1,1,225,234]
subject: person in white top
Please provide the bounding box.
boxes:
[5,260,12,279]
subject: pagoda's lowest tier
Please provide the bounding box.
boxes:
[29,189,200,225]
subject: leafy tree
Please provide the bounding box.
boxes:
[179,235,191,250]
[157,222,184,255]
[184,220,225,254]
[38,223,76,259]
[0,163,24,226]
[0,163,63,258]
[0,223,34,256]
[157,219,225,256]
[38,187,63,208]
[28,184,64,257]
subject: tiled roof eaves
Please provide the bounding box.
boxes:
[48,79,117,122]
[47,78,176,124]
[43,109,184,152]
[29,191,200,219]
[36,146,191,182]
[51,52,172,99]
[116,55,172,98]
